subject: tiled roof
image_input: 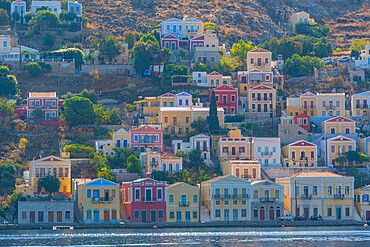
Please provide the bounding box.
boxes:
[248,48,270,53]
[203,175,227,183]
[83,178,119,187]
[288,172,344,178]
[324,116,354,123]
[161,152,181,159]
[29,92,57,98]
[289,140,316,147]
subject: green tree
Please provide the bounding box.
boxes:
[29,10,58,30]
[345,165,370,188]
[12,11,20,22]
[0,161,20,192]
[37,176,61,194]
[284,54,324,77]
[123,30,136,49]
[191,117,207,134]
[127,83,137,94]
[0,66,9,77]
[178,48,189,58]
[346,151,369,165]
[151,171,170,181]
[79,89,98,103]
[175,169,191,184]
[132,41,154,76]
[350,49,360,59]
[160,63,188,88]
[0,8,8,25]
[106,148,133,169]
[140,33,160,51]
[63,96,96,125]
[97,163,114,181]
[313,40,332,58]
[349,39,368,56]
[43,32,56,46]
[126,155,143,173]
[209,91,219,134]
[25,62,42,77]
[33,108,43,120]
[0,75,18,97]
[230,39,255,61]
[160,48,173,63]
[49,48,84,70]
[335,156,347,167]
[98,36,121,62]
[187,149,205,169]
[219,57,238,75]
[0,0,10,13]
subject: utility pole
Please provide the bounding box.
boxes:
[198,171,202,223]
[295,180,298,217]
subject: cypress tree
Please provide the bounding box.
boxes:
[209,91,220,133]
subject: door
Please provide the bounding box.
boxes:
[30,211,35,223]
[93,210,99,223]
[48,211,54,223]
[366,211,370,220]
[104,210,110,222]
[257,57,262,66]
[257,104,261,112]
[304,207,309,218]
[123,140,128,148]
[185,211,191,222]
[151,210,156,223]
[176,211,182,222]
[45,112,50,120]
[263,104,268,112]
[224,209,230,221]
[336,207,342,220]
[141,210,147,223]
[269,209,274,220]
[232,147,236,155]
[57,211,62,223]
[260,208,265,220]
[232,209,238,221]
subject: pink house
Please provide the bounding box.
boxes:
[27,92,59,120]
[294,113,310,131]
[121,178,166,223]
[211,85,238,115]
[160,35,179,50]
[190,35,204,52]
[129,125,163,153]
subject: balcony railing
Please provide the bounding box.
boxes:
[334,194,344,200]
[212,194,249,199]
[240,175,252,179]
[259,197,276,202]
[179,201,190,207]
[326,105,336,109]
[303,105,316,109]
[92,197,113,203]
[142,197,157,202]
[151,161,158,166]
[355,104,369,109]
[251,98,273,102]
[35,105,52,109]
[261,152,273,156]
[301,194,312,200]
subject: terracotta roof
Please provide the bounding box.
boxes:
[250,85,274,90]
[324,116,354,123]
[161,152,180,159]
[289,140,316,147]
[203,175,227,183]
[214,85,236,91]
[28,92,57,98]
[209,71,222,76]
[288,172,344,178]
[248,48,270,53]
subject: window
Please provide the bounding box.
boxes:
[322,101,326,107]
[241,209,247,217]
[135,189,140,200]
[233,200,238,205]
[241,200,247,205]
[215,200,221,206]
[22,211,26,219]
[313,207,318,217]
[224,200,229,206]
[345,207,350,217]
[345,186,349,195]
[254,209,258,218]
[29,100,34,107]
[327,206,332,216]
[331,145,335,153]
[275,190,280,199]
[169,211,175,219]
[328,186,332,195]
[313,186,318,195]
[250,58,254,64]
[169,195,173,203]
[336,101,340,107]
[193,211,198,219]
[86,210,92,220]
[273,147,276,152]
[158,210,163,219]
[215,209,221,218]
[193,195,197,203]
[3,41,7,47]
[65,211,71,219]
[231,95,235,102]
[134,210,139,219]
[134,134,138,142]
[265,57,269,64]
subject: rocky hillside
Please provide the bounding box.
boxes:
[79,0,369,47]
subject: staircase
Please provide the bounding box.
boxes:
[200,206,211,222]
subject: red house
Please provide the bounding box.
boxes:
[129,125,163,153]
[27,92,59,120]
[160,35,179,50]
[211,85,238,115]
[190,35,204,52]
[121,178,166,223]
[294,113,310,131]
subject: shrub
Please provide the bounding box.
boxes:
[25,62,42,77]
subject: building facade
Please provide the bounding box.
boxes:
[354,185,370,220]
[282,140,317,167]
[221,160,261,180]
[27,92,59,120]
[129,125,163,152]
[253,138,281,167]
[321,136,356,167]
[351,91,370,117]
[211,85,238,115]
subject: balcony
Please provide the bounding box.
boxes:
[355,104,369,109]
[35,105,52,109]
[334,194,344,200]
[92,197,113,203]
[212,194,248,199]
[151,161,159,166]
[259,197,276,202]
[261,152,273,157]
[142,197,157,202]
[326,105,336,109]
[179,201,190,207]
[240,175,252,179]
[301,194,312,200]
[303,105,316,109]
[220,100,234,105]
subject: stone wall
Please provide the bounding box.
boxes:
[262,167,332,180]
[278,124,309,145]
[81,64,135,75]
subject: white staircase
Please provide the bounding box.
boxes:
[200,206,211,222]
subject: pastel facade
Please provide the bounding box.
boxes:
[321,135,356,167]
[357,136,370,156]
[212,85,238,115]
[130,125,163,153]
[201,175,251,221]
[351,91,370,117]
[11,0,26,21]
[140,150,182,175]
[160,18,184,38]
[253,138,281,167]
[192,71,207,87]
[220,160,261,180]
[32,1,61,17]
[166,182,199,222]
[121,178,166,223]
[294,113,310,131]
[282,140,317,167]
[68,1,82,17]
[247,48,272,71]
[77,178,120,223]
[250,180,284,220]
[218,136,252,161]
[322,116,355,135]
[183,18,203,39]
[27,92,59,120]
[354,185,370,220]
[276,172,354,220]
[95,128,130,156]
[172,134,211,162]
[290,12,314,30]
[247,85,276,113]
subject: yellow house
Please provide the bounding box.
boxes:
[201,175,251,221]
[160,93,176,107]
[250,180,284,220]
[96,128,130,157]
[160,105,224,135]
[218,135,253,161]
[282,140,317,167]
[276,172,354,220]
[207,71,222,87]
[140,150,182,175]
[221,160,261,181]
[351,91,370,117]
[247,48,272,71]
[290,12,315,31]
[323,135,356,167]
[166,182,200,222]
[100,42,129,64]
[77,178,120,223]
[135,97,160,118]
[183,17,203,39]
[322,116,356,135]
[247,85,276,114]
[354,185,370,220]
[16,156,72,197]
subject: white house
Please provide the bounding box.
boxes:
[253,137,281,167]
[172,134,212,164]
[192,71,207,87]
[11,0,26,22]
[175,92,192,107]
[160,18,184,38]
[68,1,82,18]
[0,35,40,62]
[31,1,61,17]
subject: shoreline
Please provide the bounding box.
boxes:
[0,220,367,230]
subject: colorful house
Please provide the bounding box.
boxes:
[321,135,356,167]
[16,156,72,197]
[121,178,167,223]
[351,91,370,117]
[282,140,317,167]
[250,180,284,221]
[160,18,184,38]
[27,92,59,120]
[183,17,203,39]
[220,160,261,180]
[95,128,130,156]
[290,12,314,30]
[140,150,182,175]
[218,134,253,161]
[129,125,163,153]
[247,85,276,114]
[357,136,370,156]
[247,48,272,71]
[211,85,238,115]
[172,134,211,163]
[322,116,356,136]
[77,178,120,223]
[166,182,200,222]
[294,113,310,132]
[253,137,281,167]
[276,172,354,220]
[160,35,180,50]
[201,175,251,221]
[11,0,26,22]
[354,185,370,220]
